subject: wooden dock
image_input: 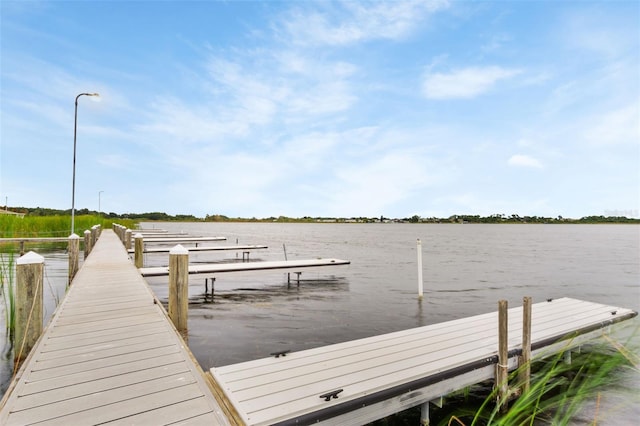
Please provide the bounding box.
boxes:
[139,258,351,277]
[211,297,637,426]
[127,244,268,254]
[0,230,233,425]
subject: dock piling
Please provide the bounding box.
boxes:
[15,251,44,365]
[134,233,144,268]
[519,296,532,394]
[497,299,509,411]
[68,233,80,285]
[417,239,424,299]
[84,230,92,258]
[169,244,189,340]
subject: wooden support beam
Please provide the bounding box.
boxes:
[15,251,44,366]
[519,296,532,394]
[68,233,80,285]
[134,233,144,268]
[169,244,189,341]
[497,299,509,412]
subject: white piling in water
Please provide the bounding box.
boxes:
[417,239,424,299]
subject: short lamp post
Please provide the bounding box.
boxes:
[71,92,99,235]
[98,190,104,216]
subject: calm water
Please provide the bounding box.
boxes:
[1,223,639,423]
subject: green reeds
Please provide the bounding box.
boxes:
[0,253,16,342]
[373,331,638,426]
[466,333,639,425]
[0,214,137,238]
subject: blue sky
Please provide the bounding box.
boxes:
[1,0,638,219]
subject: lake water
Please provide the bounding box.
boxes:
[1,223,638,423]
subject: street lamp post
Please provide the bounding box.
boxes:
[71,92,99,235]
[98,190,104,216]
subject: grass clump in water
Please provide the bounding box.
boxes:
[372,331,638,425]
[0,253,16,342]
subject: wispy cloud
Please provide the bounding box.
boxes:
[507,154,544,169]
[584,103,639,145]
[422,66,521,99]
[279,0,449,46]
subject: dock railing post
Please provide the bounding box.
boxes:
[134,233,144,268]
[68,233,80,285]
[84,229,92,259]
[519,296,532,394]
[497,299,509,412]
[169,244,189,340]
[15,251,44,365]
[125,229,132,249]
[91,225,99,248]
[417,239,424,299]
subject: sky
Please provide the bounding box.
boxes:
[1,0,638,219]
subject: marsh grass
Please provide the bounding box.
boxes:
[0,253,16,342]
[0,214,137,239]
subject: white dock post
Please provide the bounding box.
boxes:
[134,233,144,268]
[417,239,424,299]
[68,233,80,285]
[169,244,189,340]
[15,251,44,365]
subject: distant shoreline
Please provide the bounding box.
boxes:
[3,207,639,224]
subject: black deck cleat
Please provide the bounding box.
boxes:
[319,389,343,401]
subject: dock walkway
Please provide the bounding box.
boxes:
[212,297,637,425]
[0,230,231,425]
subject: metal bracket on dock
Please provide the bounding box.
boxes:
[204,277,216,302]
[319,389,343,401]
[270,350,291,358]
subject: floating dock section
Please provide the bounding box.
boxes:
[139,258,351,277]
[211,298,637,425]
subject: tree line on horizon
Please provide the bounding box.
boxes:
[5,206,638,224]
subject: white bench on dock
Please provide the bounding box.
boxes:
[211,297,637,426]
[139,258,351,277]
[0,230,232,425]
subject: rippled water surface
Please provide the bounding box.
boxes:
[1,223,638,423]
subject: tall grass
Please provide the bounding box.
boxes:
[0,253,16,342]
[461,334,638,425]
[373,332,638,425]
[0,215,138,238]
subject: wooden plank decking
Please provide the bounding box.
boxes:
[212,297,637,426]
[0,230,232,425]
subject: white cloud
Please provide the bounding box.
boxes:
[280,0,449,46]
[584,104,639,145]
[507,154,543,169]
[422,66,521,99]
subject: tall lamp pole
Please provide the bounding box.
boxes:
[98,190,104,216]
[71,92,99,235]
